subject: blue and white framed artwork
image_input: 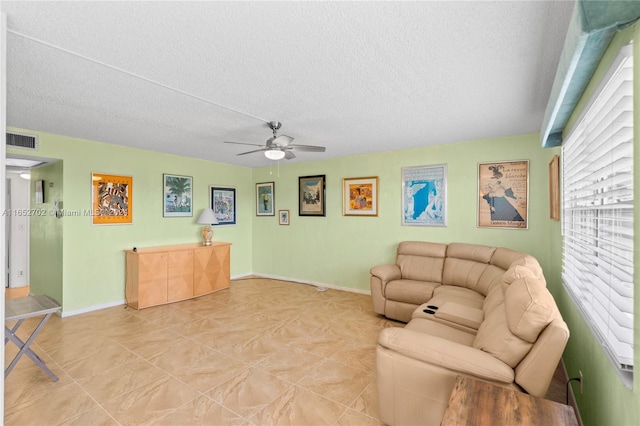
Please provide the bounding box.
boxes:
[402,164,447,226]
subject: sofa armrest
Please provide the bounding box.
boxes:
[370,264,401,283]
[378,327,514,383]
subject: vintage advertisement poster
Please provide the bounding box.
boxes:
[402,164,447,226]
[478,160,528,229]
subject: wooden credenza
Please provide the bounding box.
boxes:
[125,242,231,309]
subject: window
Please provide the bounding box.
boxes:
[562,43,634,387]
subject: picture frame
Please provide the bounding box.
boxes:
[163,174,192,217]
[256,182,275,216]
[210,186,236,225]
[401,164,447,226]
[549,155,560,221]
[279,209,290,225]
[35,180,44,204]
[299,175,326,216]
[478,160,529,229]
[343,176,378,216]
[91,173,133,225]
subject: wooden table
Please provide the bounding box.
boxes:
[5,295,61,381]
[441,375,579,426]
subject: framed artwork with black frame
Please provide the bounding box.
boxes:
[256,182,275,216]
[299,175,326,216]
[210,186,236,225]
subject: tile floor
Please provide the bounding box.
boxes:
[4,278,567,425]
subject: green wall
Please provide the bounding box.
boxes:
[29,160,63,304]
[551,23,640,426]
[9,130,254,313]
[251,133,560,294]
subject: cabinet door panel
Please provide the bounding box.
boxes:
[194,245,230,296]
[138,252,168,307]
[168,250,194,302]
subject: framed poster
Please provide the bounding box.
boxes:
[299,175,326,216]
[343,176,378,216]
[163,174,192,217]
[402,164,447,226]
[91,173,132,225]
[279,210,290,225]
[35,180,44,204]
[549,155,560,221]
[256,182,275,216]
[210,186,236,225]
[478,160,529,229]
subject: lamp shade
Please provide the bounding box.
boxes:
[197,208,219,225]
[265,149,285,160]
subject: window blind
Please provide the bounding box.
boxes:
[562,44,634,378]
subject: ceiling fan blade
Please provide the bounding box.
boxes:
[224,141,266,147]
[289,144,326,152]
[237,148,268,156]
[272,135,294,146]
[284,150,296,160]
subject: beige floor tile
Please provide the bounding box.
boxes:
[76,358,169,403]
[207,367,292,419]
[336,408,383,426]
[101,376,199,425]
[61,341,140,380]
[5,383,98,425]
[55,406,120,426]
[251,385,347,426]
[154,395,249,426]
[350,381,380,419]
[296,358,372,407]
[254,347,325,383]
[171,352,250,393]
[147,340,214,372]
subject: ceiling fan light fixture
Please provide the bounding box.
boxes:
[265,149,285,160]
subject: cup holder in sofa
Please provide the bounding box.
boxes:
[427,305,438,310]
[423,309,436,314]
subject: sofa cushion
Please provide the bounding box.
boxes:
[447,243,496,263]
[472,304,533,367]
[431,285,485,309]
[385,279,440,305]
[505,276,555,343]
[397,242,447,282]
[405,318,475,346]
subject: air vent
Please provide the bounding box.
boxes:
[6,132,38,150]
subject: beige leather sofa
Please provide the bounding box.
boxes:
[371,241,570,426]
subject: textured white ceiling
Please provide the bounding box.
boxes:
[2,1,575,167]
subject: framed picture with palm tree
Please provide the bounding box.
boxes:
[163,174,193,217]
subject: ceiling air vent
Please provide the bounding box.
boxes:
[6,132,38,150]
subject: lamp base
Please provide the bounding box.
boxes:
[201,225,213,246]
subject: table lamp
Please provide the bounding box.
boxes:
[196,208,219,246]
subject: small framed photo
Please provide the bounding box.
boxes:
[163,174,193,217]
[402,164,447,226]
[299,175,326,216]
[256,182,275,216]
[279,210,290,225]
[478,160,529,229]
[210,186,236,225]
[35,180,44,204]
[91,173,133,225]
[343,176,378,216]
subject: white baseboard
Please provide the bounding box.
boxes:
[60,299,125,318]
[239,273,370,295]
[59,274,369,317]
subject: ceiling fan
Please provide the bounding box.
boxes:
[224,121,326,160]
